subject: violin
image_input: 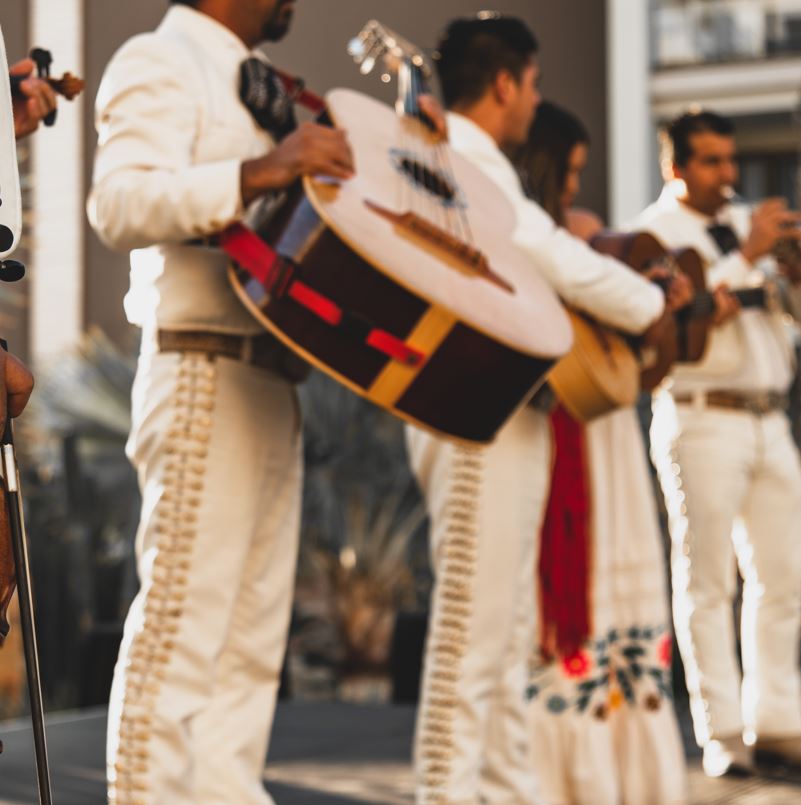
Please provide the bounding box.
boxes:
[9,47,85,127]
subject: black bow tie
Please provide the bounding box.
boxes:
[239,57,298,141]
[707,223,740,256]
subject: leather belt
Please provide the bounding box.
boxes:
[157,329,310,383]
[673,390,788,415]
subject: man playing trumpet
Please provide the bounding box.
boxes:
[637,109,801,778]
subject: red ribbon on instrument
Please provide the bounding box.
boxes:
[538,404,592,659]
[219,223,425,368]
[271,66,326,115]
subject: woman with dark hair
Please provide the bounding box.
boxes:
[518,102,590,226]
[517,102,687,804]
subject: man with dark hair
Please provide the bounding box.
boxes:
[435,15,539,109]
[88,1,353,803]
[407,14,676,804]
[637,109,801,777]
[665,110,735,169]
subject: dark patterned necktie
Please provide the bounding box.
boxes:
[239,57,298,142]
[707,223,740,255]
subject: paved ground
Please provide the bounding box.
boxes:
[0,703,800,804]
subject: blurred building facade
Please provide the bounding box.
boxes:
[651,1,801,209]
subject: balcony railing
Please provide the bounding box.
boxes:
[652,0,801,68]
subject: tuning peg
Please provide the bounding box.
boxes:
[0,261,26,283]
[347,32,370,61]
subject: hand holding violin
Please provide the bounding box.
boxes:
[710,284,741,326]
[9,49,85,140]
[9,58,57,139]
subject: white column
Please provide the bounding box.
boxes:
[606,0,652,227]
[29,0,84,365]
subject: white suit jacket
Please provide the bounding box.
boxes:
[88,5,272,335]
[447,113,665,334]
[635,193,795,394]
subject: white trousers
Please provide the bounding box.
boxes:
[407,407,550,805]
[107,350,302,805]
[652,396,801,744]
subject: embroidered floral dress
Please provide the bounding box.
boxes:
[528,406,687,805]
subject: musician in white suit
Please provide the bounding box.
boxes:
[408,15,673,804]
[636,109,801,777]
[88,1,353,803]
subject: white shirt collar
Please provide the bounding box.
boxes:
[161,5,252,64]
[446,112,503,157]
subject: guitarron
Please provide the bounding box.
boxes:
[224,21,571,444]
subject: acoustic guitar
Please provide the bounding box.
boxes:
[548,232,705,421]
[674,278,784,361]
[223,21,572,444]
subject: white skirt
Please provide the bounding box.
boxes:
[527,406,687,805]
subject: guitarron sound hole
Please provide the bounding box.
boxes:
[391,148,461,206]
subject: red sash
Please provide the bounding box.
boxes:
[538,404,592,659]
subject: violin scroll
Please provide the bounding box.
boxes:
[9,47,85,128]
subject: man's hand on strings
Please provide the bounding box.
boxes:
[665,272,693,312]
[642,265,693,312]
[0,350,33,436]
[711,284,740,326]
[10,58,57,140]
[241,122,355,206]
[417,94,448,142]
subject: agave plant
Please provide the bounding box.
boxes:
[9,334,429,707]
[12,329,140,711]
[295,372,430,685]
[30,327,136,441]
[298,370,425,564]
[328,491,424,673]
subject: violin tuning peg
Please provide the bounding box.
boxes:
[29,47,53,76]
[0,261,26,283]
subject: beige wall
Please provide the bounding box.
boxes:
[83,3,165,346]
[1,1,28,62]
[4,1,609,347]
[269,0,609,216]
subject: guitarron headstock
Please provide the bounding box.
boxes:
[348,20,433,120]
[348,20,431,79]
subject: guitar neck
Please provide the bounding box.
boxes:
[684,286,768,319]
[398,58,433,125]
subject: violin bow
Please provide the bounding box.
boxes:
[0,30,54,801]
[0,338,53,803]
